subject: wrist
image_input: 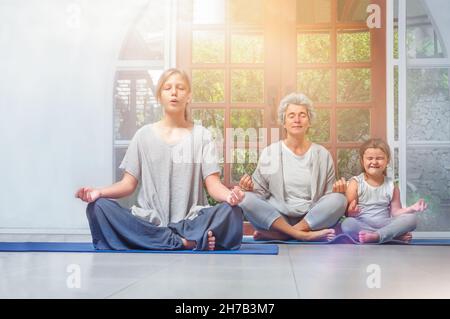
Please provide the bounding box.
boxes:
[226,190,233,202]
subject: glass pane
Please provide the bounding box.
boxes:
[231,70,264,103]
[231,109,264,142]
[337,148,361,180]
[337,68,371,103]
[119,1,165,60]
[136,78,156,129]
[192,110,225,173]
[192,31,225,63]
[115,78,132,139]
[337,30,371,62]
[394,26,399,59]
[394,66,399,141]
[231,148,259,183]
[192,109,225,139]
[406,147,450,231]
[407,69,450,141]
[297,32,330,63]
[394,0,399,59]
[406,0,446,59]
[114,72,162,140]
[407,25,445,59]
[337,109,370,142]
[230,0,263,25]
[297,0,331,24]
[309,108,330,143]
[393,147,399,181]
[337,0,369,23]
[231,34,264,63]
[297,69,331,103]
[192,69,225,103]
[193,0,225,24]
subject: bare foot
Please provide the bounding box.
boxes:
[292,219,311,232]
[181,237,196,250]
[304,229,336,242]
[207,230,216,251]
[253,230,290,241]
[395,232,412,242]
[358,231,380,243]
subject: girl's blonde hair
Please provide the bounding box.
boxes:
[359,138,391,175]
[155,68,191,121]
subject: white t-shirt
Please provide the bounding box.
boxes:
[281,142,313,216]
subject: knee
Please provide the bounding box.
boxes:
[340,218,358,234]
[221,203,244,222]
[86,198,110,218]
[239,192,260,210]
[321,193,347,217]
[330,193,348,213]
[398,214,418,230]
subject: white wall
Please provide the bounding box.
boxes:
[0,0,146,232]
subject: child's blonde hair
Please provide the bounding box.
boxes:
[155,68,191,121]
[359,138,391,176]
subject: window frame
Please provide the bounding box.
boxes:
[391,0,450,236]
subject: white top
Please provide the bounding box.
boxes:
[281,142,313,215]
[352,173,394,224]
[119,124,220,227]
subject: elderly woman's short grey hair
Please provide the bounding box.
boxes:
[278,93,314,125]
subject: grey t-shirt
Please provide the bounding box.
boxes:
[282,142,313,216]
[119,124,220,227]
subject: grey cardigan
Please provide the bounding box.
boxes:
[252,141,336,216]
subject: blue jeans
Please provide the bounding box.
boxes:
[86,198,243,250]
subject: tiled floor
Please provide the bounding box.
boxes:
[1,234,449,299]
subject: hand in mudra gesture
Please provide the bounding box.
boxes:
[239,174,254,192]
[75,187,101,203]
[333,177,347,194]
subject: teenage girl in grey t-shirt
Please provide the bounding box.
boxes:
[341,138,427,244]
[75,68,245,251]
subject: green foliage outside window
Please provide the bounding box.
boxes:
[308,108,330,143]
[337,31,370,62]
[192,69,225,103]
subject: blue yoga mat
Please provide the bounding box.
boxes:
[243,234,450,246]
[0,242,278,255]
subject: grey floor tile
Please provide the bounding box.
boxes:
[0,252,183,298]
[288,244,450,298]
[109,254,298,299]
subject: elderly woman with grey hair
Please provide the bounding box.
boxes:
[239,93,347,241]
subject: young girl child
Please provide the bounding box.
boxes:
[341,138,427,244]
[75,68,245,251]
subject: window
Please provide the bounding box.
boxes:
[296,0,386,179]
[395,0,450,231]
[394,0,450,231]
[179,0,386,184]
[178,0,277,186]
